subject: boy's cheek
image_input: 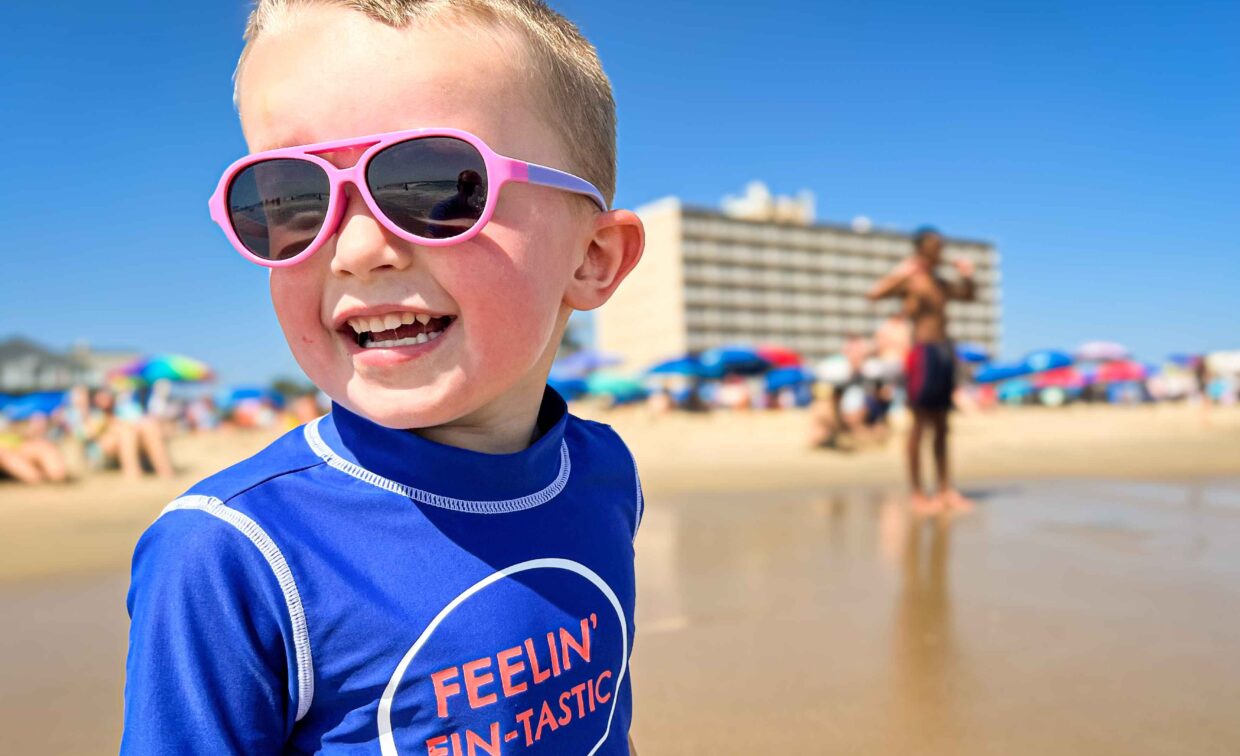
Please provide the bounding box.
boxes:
[269,270,332,354]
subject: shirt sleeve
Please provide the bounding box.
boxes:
[121,503,297,754]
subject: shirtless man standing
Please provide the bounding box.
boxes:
[868,227,975,514]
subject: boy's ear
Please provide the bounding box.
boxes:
[564,209,644,311]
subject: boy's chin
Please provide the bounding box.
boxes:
[334,384,464,430]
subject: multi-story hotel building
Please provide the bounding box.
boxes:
[596,185,1002,371]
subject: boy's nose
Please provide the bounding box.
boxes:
[329,184,413,279]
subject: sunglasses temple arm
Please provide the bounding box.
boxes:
[524,163,609,211]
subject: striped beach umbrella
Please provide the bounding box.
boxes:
[117,353,214,383]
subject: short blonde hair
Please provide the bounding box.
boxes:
[236,0,617,205]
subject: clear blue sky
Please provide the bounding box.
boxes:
[3,0,1236,384]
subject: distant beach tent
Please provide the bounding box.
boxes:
[115,353,213,383]
[955,343,991,363]
[755,344,803,368]
[699,345,771,377]
[646,355,707,377]
[1,391,67,420]
[1206,350,1240,375]
[585,372,647,402]
[1075,341,1130,362]
[814,354,853,385]
[1166,353,1200,368]
[997,379,1035,403]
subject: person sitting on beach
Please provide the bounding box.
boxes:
[0,413,69,485]
[868,226,976,514]
[78,388,174,480]
[122,2,646,753]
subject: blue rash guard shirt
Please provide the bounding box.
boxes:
[121,387,642,755]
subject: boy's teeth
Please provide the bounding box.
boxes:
[361,327,447,349]
[347,312,445,334]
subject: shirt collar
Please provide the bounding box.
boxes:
[307,386,571,513]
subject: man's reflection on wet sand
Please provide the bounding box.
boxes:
[888,499,959,745]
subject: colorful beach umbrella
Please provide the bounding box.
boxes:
[117,353,214,383]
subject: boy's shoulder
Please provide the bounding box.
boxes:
[180,421,325,507]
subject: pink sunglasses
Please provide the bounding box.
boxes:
[208,127,608,267]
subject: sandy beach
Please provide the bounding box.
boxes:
[2,404,1239,753]
[3,403,1237,584]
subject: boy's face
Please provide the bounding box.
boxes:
[236,6,591,429]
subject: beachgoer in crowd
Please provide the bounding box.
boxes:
[0,413,69,485]
[868,226,976,514]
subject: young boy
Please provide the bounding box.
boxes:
[121,2,645,753]
[868,227,975,515]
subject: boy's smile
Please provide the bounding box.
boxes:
[235,5,594,446]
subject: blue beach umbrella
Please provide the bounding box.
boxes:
[547,375,589,401]
[764,366,815,392]
[699,344,771,377]
[955,343,991,363]
[974,362,1031,384]
[646,355,706,377]
[997,379,1035,403]
[1022,349,1073,373]
[2,391,68,420]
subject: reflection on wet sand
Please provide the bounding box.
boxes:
[631,479,1240,754]
[1,479,1239,753]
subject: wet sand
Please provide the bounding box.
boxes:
[1,405,1239,753]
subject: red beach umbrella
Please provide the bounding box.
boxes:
[1034,367,1086,389]
[755,344,803,368]
[1097,360,1147,383]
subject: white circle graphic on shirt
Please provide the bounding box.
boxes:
[377,558,628,756]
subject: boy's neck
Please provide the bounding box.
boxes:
[406,373,548,454]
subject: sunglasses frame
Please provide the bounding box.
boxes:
[208,126,608,268]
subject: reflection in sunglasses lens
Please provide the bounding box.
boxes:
[227,159,331,260]
[366,137,487,240]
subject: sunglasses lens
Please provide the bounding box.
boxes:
[226,159,331,261]
[366,137,488,240]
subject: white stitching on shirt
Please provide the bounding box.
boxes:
[161,495,315,722]
[617,437,644,542]
[303,417,571,514]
